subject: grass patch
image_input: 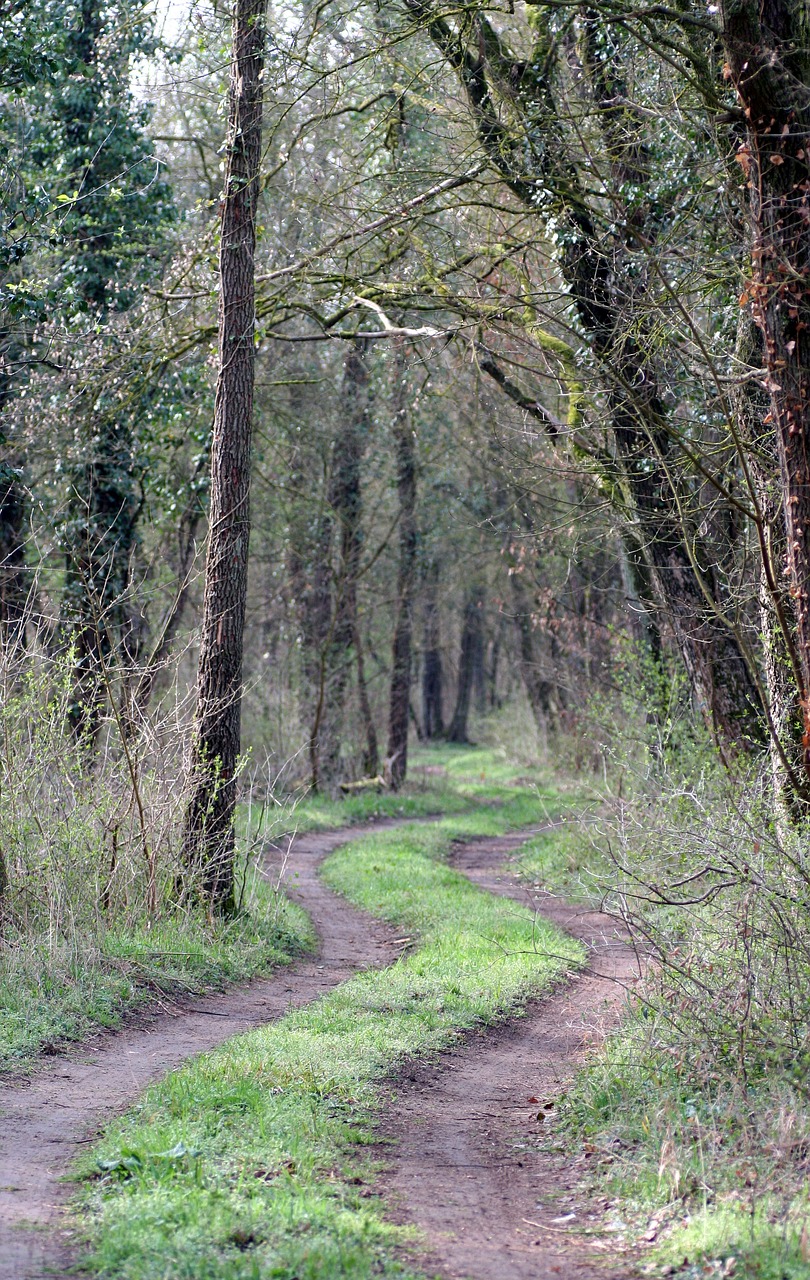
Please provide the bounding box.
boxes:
[0,888,314,1073]
[654,1201,810,1279]
[559,1012,810,1279]
[76,807,583,1280]
[251,741,575,836]
[511,816,605,899]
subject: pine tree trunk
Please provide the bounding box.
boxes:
[421,559,444,738]
[387,341,417,788]
[181,0,265,911]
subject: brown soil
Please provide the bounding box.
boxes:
[0,820,642,1280]
[374,830,644,1279]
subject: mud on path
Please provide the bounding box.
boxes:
[0,822,401,1280]
[375,830,643,1280]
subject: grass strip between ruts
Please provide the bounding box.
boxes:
[0,743,560,1072]
[76,805,584,1280]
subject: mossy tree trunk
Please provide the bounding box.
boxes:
[722,0,810,780]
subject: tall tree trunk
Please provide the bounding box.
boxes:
[722,0,810,779]
[421,558,444,738]
[313,338,373,787]
[299,503,333,792]
[0,465,28,652]
[181,0,265,911]
[386,341,417,788]
[447,586,482,744]
[576,13,765,758]
[486,615,503,709]
[734,312,807,812]
[354,621,379,777]
[62,420,140,738]
[127,483,206,726]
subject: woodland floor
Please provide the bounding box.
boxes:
[0,816,641,1280]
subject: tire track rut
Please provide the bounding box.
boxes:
[374,830,642,1279]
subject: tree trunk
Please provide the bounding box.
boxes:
[485,616,503,709]
[0,335,29,652]
[386,340,417,788]
[312,339,374,786]
[507,560,557,734]
[354,620,379,777]
[0,464,29,651]
[61,421,140,738]
[447,587,482,744]
[734,312,807,812]
[181,0,265,911]
[299,503,333,792]
[421,558,444,738]
[576,13,765,758]
[127,483,206,726]
[722,0,810,778]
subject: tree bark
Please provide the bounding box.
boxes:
[722,0,810,777]
[62,421,140,738]
[311,338,374,787]
[0,464,28,651]
[421,558,444,738]
[181,0,265,911]
[734,310,807,813]
[447,586,483,744]
[507,559,557,734]
[386,340,417,788]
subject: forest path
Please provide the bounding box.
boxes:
[374,830,642,1279]
[0,821,401,1280]
[0,819,639,1280]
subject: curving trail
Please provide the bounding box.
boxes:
[0,820,640,1280]
[0,823,400,1280]
[374,831,642,1279]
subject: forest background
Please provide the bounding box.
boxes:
[3,0,810,1274]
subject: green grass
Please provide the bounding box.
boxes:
[76,807,584,1280]
[653,1201,810,1279]
[511,815,606,898]
[0,889,314,1073]
[249,741,576,836]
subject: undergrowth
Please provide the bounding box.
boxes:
[535,749,810,1280]
[0,657,317,1072]
[76,808,583,1280]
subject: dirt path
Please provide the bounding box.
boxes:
[375,831,643,1279]
[0,820,641,1280]
[0,822,400,1280]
